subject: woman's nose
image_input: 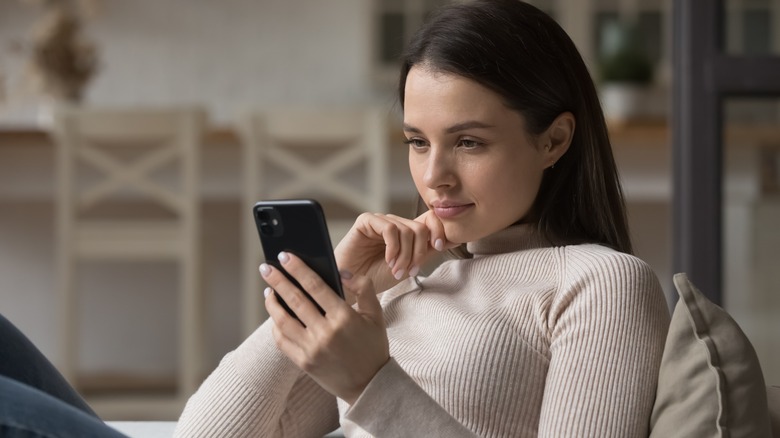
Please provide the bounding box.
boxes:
[423,148,455,189]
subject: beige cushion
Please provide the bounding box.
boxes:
[649,273,772,437]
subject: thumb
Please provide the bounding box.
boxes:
[417,210,459,251]
[346,275,384,323]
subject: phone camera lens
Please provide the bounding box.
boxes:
[260,223,274,235]
[255,206,282,237]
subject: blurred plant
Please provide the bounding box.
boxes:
[599,22,653,85]
[22,0,101,102]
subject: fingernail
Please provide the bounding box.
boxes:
[259,263,271,277]
[278,251,290,264]
[339,269,353,280]
[394,269,405,280]
[408,265,420,277]
[434,239,444,251]
[263,287,272,298]
[388,258,396,269]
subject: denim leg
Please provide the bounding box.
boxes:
[0,375,128,438]
[0,313,96,417]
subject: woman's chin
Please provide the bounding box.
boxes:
[443,220,517,245]
[442,224,481,246]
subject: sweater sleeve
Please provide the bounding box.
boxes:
[538,247,670,437]
[174,319,340,437]
[342,358,477,437]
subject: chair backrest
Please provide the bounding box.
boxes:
[238,106,389,214]
[49,107,207,398]
[51,107,206,226]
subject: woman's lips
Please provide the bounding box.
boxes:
[432,204,474,219]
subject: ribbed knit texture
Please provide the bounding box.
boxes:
[175,225,670,437]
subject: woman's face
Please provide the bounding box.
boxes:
[404,66,551,244]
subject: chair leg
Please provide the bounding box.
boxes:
[179,247,202,398]
[242,237,267,338]
[58,253,78,387]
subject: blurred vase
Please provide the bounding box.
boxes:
[601,83,666,123]
[36,98,76,128]
[601,83,646,123]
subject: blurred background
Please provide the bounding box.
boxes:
[0,0,778,421]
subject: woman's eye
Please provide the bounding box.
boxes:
[404,138,428,149]
[458,139,482,149]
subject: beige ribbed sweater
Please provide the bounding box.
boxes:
[175,225,670,437]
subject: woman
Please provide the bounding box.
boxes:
[176,1,669,437]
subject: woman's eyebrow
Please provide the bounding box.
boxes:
[403,123,422,133]
[445,121,494,133]
[403,121,495,134]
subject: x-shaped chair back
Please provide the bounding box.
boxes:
[50,106,206,397]
[53,108,204,220]
[240,107,389,213]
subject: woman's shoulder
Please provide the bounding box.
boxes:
[558,243,662,295]
[548,243,668,321]
[563,243,654,274]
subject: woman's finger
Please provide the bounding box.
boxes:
[384,214,430,278]
[344,275,384,325]
[260,262,323,328]
[270,319,307,365]
[265,285,308,340]
[370,213,403,270]
[417,210,459,251]
[276,252,345,315]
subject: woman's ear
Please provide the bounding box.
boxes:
[541,112,575,168]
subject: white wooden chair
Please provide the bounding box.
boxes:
[236,107,389,336]
[50,107,206,416]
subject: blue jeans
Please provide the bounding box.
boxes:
[0,313,127,437]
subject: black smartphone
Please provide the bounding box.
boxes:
[253,199,344,319]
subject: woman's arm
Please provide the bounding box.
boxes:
[538,248,670,437]
[174,320,339,437]
[341,359,477,437]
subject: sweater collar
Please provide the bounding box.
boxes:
[466,224,551,256]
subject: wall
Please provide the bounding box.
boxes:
[0,0,382,125]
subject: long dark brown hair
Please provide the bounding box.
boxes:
[399,0,633,254]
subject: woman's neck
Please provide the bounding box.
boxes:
[466,224,552,257]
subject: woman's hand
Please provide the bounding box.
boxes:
[261,251,389,405]
[334,210,458,293]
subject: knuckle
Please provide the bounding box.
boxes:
[274,313,292,331]
[299,275,324,296]
[333,310,353,328]
[285,292,304,309]
[265,268,285,286]
[315,328,336,347]
[272,328,285,347]
[300,358,316,373]
[398,225,414,239]
[357,276,373,290]
[384,222,400,237]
